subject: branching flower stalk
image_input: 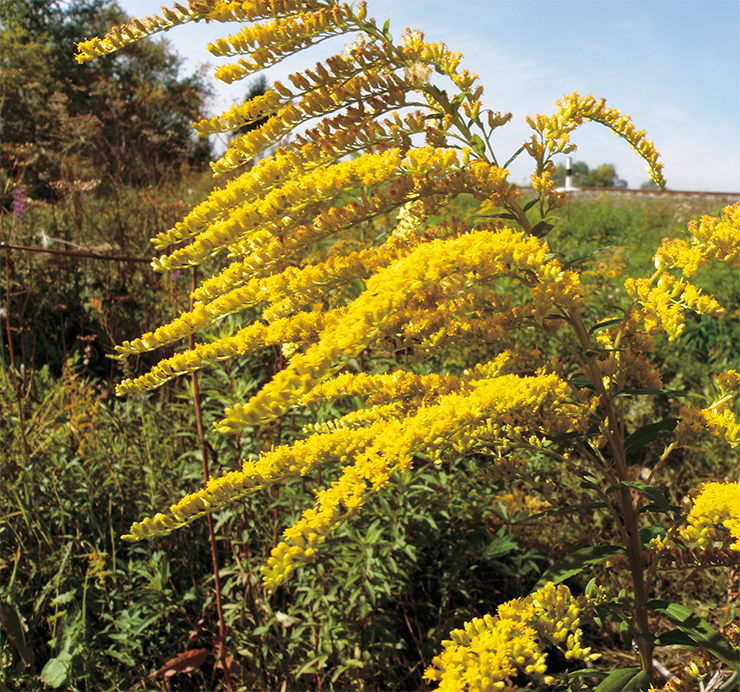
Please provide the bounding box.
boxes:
[77,1,740,689]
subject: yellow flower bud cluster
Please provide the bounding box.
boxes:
[647,648,716,692]
[150,146,483,274]
[261,426,409,590]
[116,310,326,395]
[530,582,598,661]
[201,35,409,171]
[424,582,597,690]
[492,489,551,521]
[302,370,463,409]
[256,369,594,589]
[681,481,740,551]
[399,27,465,84]
[206,4,354,71]
[123,422,382,543]
[203,0,323,24]
[615,205,737,347]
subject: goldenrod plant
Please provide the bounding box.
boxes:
[77,1,740,689]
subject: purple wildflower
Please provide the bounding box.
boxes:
[11,188,28,221]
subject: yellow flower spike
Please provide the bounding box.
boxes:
[76,3,205,62]
[527,92,666,189]
[426,582,596,689]
[682,482,740,550]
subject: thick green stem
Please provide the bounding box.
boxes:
[569,312,654,682]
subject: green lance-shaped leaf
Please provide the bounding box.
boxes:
[624,418,678,455]
[470,133,487,158]
[594,667,644,692]
[621,480,678,516]
[648,600,740,673]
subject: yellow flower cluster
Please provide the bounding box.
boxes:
[116,310,327,395]
[117,231,413,359]
[676,370,740,449]
[526,91,665,189]
[206,4,356,75]
[123,422,382,542]
[492,489,551,520]
[423,582,598,691]
[75,2,205,62]
[216,228,583,434]
[77,0,330,65]
[681,482,740,550]
[655,202,740,275]
[624,204,739,340]
[625,273,724,340]
[148,145,499,276]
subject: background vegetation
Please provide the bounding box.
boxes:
[1,2,739,690]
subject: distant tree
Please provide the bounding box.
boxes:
[582,163,627,188]
[640,179,660,190]
[0,0,213,201]
[552,160,627,188]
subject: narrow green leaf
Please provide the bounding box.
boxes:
[654,629,698,647]
[617,388,704,399]
[532,502,607,519]
[522,196,540,212]
[624,419,678,454]
[503,145,525,168]
[534,545,626,591]
[451,93,466,109]
[381,18,392,41]
[620,620,632,647]
[531,220,554,237]
[623,671,651,691]
[621,481,676,515]
[470,134,486,157]
[648,600,740,673]
[594,667,642,692]
[549,431,586,443]
[484,535,518,559]
[569,378,595,390]
[589,317,623,335]
[106,649,136,666]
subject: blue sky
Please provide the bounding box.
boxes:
[118,0,739,191]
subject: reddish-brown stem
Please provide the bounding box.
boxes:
[3,245,29,467]
[189,267,235,692]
